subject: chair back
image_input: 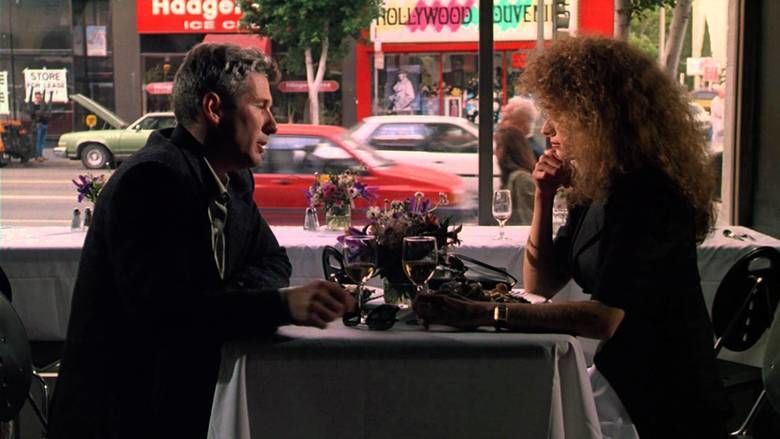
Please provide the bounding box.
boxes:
[321,246,351,285]
[712,246,780,353]
[0,266,11,302]
[0,293,31,422]
[764,304,780,414]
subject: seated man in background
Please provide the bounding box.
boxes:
[48,43,353,438]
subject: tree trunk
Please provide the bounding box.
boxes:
[304,34,329,125]
[614,0,631,41]
[662,0,692,78]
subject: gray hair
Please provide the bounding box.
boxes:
[172,43,279,127]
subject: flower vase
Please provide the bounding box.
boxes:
[382,278,417,308]
[325,205,351,231]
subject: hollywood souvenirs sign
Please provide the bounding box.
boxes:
[371,0,579,43]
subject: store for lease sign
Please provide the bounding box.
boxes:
[136,0,244,34]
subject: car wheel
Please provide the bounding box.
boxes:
[81,143,113,169]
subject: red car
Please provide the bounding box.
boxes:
[252,124,469,225]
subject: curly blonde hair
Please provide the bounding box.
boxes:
[518,36,715,242]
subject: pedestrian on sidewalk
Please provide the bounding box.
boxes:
[28,87,53,162]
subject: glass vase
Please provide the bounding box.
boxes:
[382,278,416,308]
[325,205,351,231]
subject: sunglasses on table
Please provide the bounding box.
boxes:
[343,303,400,331]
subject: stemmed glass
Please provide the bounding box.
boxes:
[402,236,438,298]
[492,189,512,240]
[342,235,377,321]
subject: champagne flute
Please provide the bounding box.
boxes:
[402,236,438,298]
[342,235,377,321]
[492,189,512,240]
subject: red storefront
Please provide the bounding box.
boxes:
[354,0,613,121]
[135,0,271,113]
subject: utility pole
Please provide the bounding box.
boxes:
[536,0,545,52]
[478,0,494,225]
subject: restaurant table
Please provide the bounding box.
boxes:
[207,322,602,439]
[1,224,778,366]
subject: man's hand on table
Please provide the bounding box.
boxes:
[283,281,355,329]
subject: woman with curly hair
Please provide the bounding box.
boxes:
[414,37,730,438]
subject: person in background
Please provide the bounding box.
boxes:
[498,95,544,158]
[48,43,354,438]
[709,82,726,152]
[494,125,535,225]
[27,88,53,162]
[415,36,730,438]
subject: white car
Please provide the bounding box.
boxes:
[347,116,499,185]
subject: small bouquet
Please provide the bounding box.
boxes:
[305,171,373,216]
[72,174,106,204]
[341,191,461,285]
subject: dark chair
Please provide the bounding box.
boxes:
[321,245,352,285]
[711,246,780,437]
[0,292,47,438]
[763,304,780,415]
[0,265,11,302]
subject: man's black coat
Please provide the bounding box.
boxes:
[48,126,292,438]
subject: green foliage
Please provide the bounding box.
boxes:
[629,0,676,19]
[701,18,712,57]
[629,4,667,58]
[239,0,382,67]
[629,33,659,60]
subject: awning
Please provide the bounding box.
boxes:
[145,82,174,95]
[202,34,271,55]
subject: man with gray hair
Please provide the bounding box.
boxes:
[48,43,354,438]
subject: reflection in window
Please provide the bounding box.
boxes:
[369,123,429,150]
[427,124,477,153]
[255,136,362,176]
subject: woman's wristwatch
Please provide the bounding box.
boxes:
[493,303,510,329]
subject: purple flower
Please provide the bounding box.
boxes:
[72,174,106,204]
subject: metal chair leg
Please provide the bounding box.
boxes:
[0,421,14,439]
[731,389,766,437]
[26,371,49,432]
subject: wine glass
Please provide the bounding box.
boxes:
[492,189,512,240]
[402,236,438,298]
[342,235,377,321]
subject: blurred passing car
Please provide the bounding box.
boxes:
[55,94,176,169]
[690,88,718,113]
[347,115,498,181]
[689,102,713,141]
[252,124,469,225]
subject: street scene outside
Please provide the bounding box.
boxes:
[0,0,730,227]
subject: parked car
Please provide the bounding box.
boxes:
[252,124,470,225]
[55,94,176,169]
[347,115,499,181]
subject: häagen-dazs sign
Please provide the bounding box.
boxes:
[371,0,579,43]
[136,0,244,33]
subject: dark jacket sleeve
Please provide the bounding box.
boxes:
[105,161,290,341]
[229,169,292,290]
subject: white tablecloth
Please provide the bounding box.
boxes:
[1,225,778,366]
[208,323,602,439]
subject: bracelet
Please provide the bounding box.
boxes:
[493,303,509,329]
